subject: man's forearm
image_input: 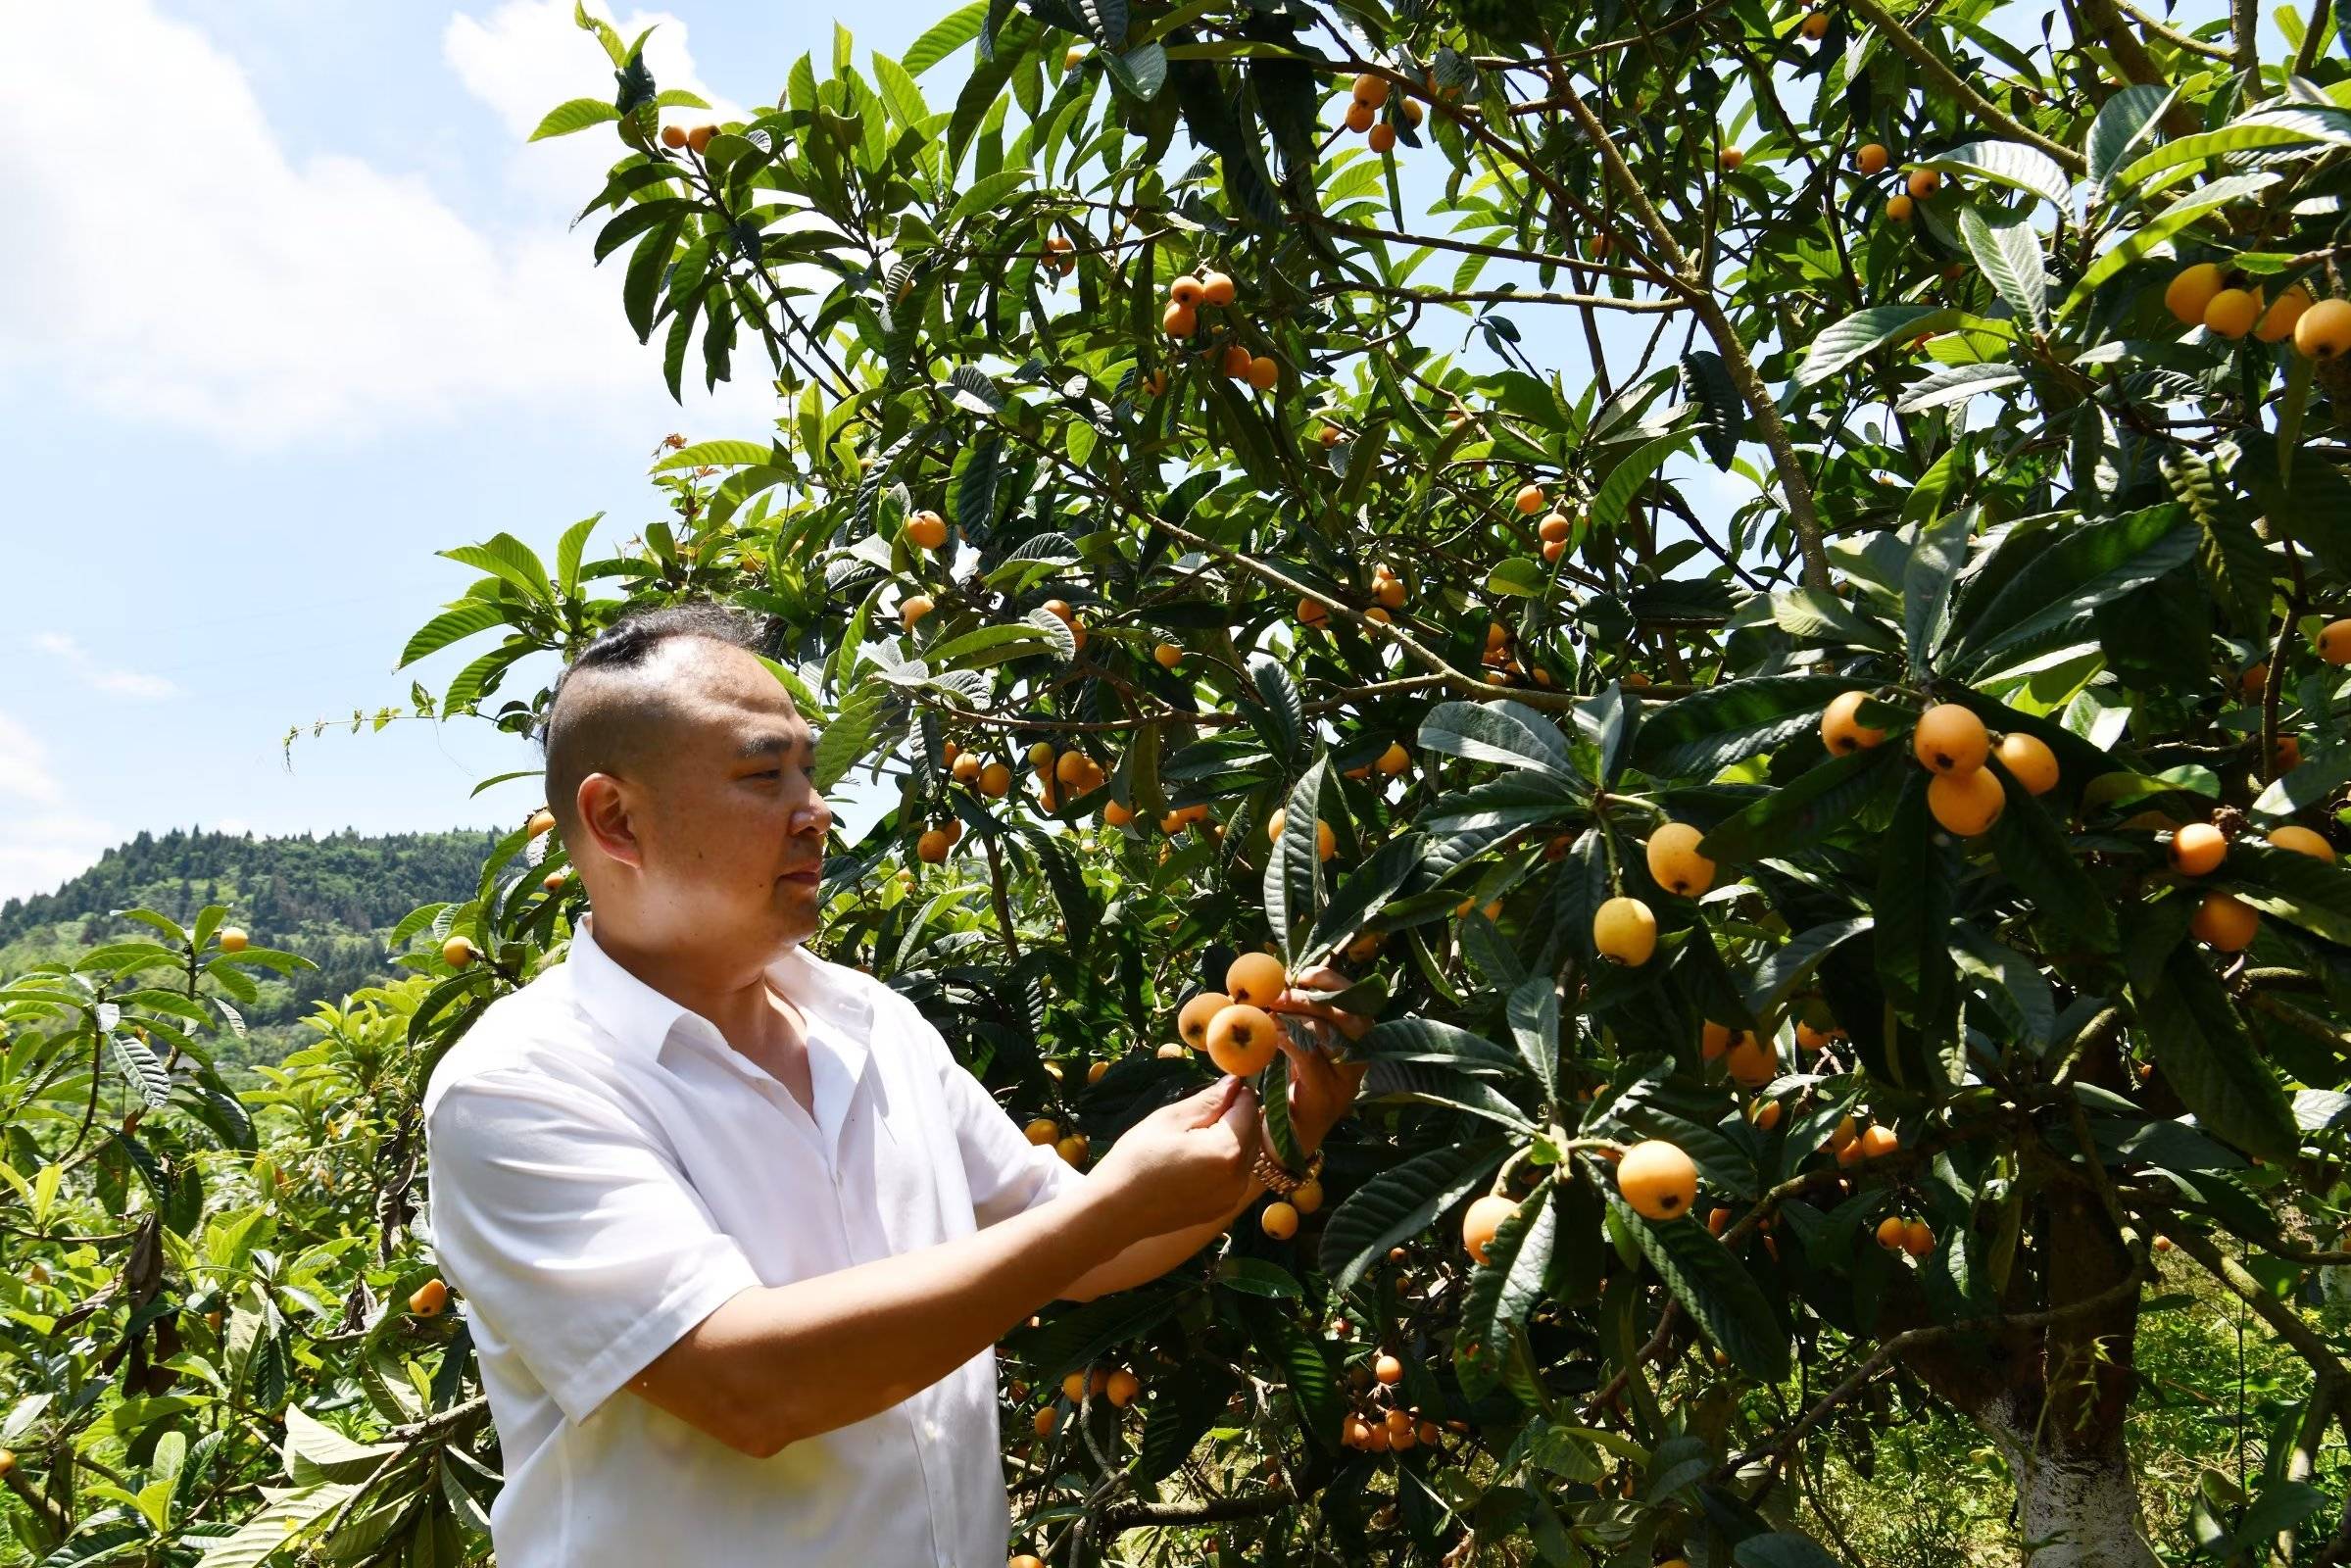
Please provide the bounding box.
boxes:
[1061,1170,1269,1301]
[633,1182,1130,1456]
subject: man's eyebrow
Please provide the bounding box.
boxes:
[738,732,817,760]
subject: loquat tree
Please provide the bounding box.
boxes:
[13,0,2351,1565]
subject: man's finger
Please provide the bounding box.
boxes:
[1182,1073,1245,1126]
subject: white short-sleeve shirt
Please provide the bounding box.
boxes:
[419,917,1088,1568]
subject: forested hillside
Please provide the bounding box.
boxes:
[0,826,498,1059]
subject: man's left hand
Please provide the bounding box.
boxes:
[1262,964,1372,1157]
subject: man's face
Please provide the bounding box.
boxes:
[625,642,831,956]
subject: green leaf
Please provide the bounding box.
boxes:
[944,168,1036,226]
[1771,585,1901,652]
[906,1,989,73]
[1304,832,1426,963]
[2131,945,2298,1161]
[2086,84,2173,184]
[1248,658,1305,763]
[1319,1139,1513,1294]
[1735,1534,1848,1568]
[2057,172,2278,320]
[871,51,930,130]
[1137,1362,1237,1484]
[1796,307,1958,386]
[1986,758,2117,950]
[1904,507,1975,679]
[2162,451,2272,640]
[1957,206,2046,329]
[1947,505,2197,672]
[529,98,622,141]
[1240,1295,1343,1452]
[1743,919,1874,1017]
[1361,1060,1539,1133]
[1605,1183,1788,1380]
[1678,351,1742,470]
[1349,1017,1526,1076]
[1873,770,1956,1028]
[1418,700,1585,782]
[110,1033,171,1108]
[1634,675,1862,779]
[2221,843,2351,947]
[812,681,888,794]
[623,217,684,342]
[438,533,554,605]
[2114,108,2351,192]
[1506,976,1562,1105]
[1456,1175,1558,1400]
[1591,431,1691,530]
[1918,139,2072,207]
[1267,757,1331,962]
[1697,745,1900,864]
[651,439,773,472]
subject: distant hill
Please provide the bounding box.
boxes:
[0,827,501,1061]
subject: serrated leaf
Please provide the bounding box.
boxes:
[1957,206,2046,328]
[1919,139,2071,207]
[1698,744,1900,863]
[2163,450,2271,640]
[1456,1175,1558,1399]
[1797,307,1958,386]
[1319,1139,1512,1294]
[1634,675,1863,778]
[1605,1183,1788,1380]
[1418,700,1585,782]
[1678,351,1742,470]
[2131,945,2298,1161]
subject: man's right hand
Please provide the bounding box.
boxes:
[1086,1075,1262,1235]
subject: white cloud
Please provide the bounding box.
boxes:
[0,713,114,905]
[0,713,65,808]
[0,0,775,450]
[445,0,748,209]
[31,633,177,701]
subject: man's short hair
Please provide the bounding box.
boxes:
[539,603,778,839]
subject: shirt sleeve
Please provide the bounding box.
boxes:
[909,1005,1089,1228]
[423,1066,762,1425]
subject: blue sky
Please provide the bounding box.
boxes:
[0,0,2257,906]
[0,0,960,903]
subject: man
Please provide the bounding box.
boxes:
[422,604,1365,1567]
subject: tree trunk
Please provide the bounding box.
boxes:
[1886,1180,2156,1567]
[1978,1398,2160,1568]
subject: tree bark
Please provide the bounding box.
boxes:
[1885,1183,2157,1566]
[1978,1404,2160,1568]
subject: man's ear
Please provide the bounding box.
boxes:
[576,773,645,870]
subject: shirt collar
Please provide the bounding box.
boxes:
[568,916,876,1073]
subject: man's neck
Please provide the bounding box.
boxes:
[587,918,807,1055]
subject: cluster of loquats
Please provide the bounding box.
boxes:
[1583,815,1719,970]
[2164,260,2337,348]
[1018,1361,1144,1456]
[1161,267,1280,392]
[1820,691,2058,837]
[1022,1112,1092,1170]
[1342,69,1422,157]
[657,121,719,155]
